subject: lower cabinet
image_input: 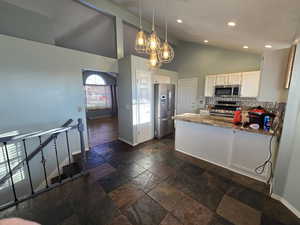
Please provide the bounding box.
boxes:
[175,120,274,182]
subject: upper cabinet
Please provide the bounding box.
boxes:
[153,75,171,84]
[205,75,216,97]
[216,74,229,86]
[240,71,261,97]
[228,73,242,85]
[204,71,260,98]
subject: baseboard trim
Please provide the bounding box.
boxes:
[118,137,138,146]
[175,148,267,183]
[72,147,90,156]
[271,194,300,218]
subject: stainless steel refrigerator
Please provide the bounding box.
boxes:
[154,84,176,138]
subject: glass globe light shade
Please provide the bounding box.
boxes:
[148,51,161,69]
[146,31,161,54]
[135,30,148,53]
[159,41,174,63]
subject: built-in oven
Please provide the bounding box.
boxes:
[214,85,240,97]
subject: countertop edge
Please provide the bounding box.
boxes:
[174,115,274,136]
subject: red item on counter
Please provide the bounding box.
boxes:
[249,108,266,115]
[233,110,242,124]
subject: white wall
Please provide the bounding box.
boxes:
[273,43,300,216]
[0,34,117,133]
[259,48,290,102]
[0,34,118,203]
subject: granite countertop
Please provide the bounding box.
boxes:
[174,113,274,136]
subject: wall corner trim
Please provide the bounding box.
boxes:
[271,193,300,218]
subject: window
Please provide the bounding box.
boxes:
[85,86,112,110]
[86,75,106,85]
[0,143,25,190]
[85,74,112,110]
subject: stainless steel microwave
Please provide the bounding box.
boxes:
[214,85,240,97]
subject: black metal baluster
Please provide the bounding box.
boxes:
[3,142,18,202]
[65,131,72,165]
[53,137,61,182]
[22,140,34,195]
[65,131,72,178]
[78,119,86,172]
[39,136,48,188]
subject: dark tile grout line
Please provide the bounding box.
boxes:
[86,140,299,225]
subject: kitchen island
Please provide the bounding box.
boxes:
[174,113,276,182]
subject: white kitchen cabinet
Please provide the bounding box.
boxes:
[118,55,154,146]
[204,75,216,97]
[135,70,153,144]
[216,74,229,86]
[241,71,261,97]
[153,75,171,84]
[228,73,242,85]
[175,118,274,182]
[118,55,178,146]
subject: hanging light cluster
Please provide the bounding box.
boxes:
[134,0,174,69]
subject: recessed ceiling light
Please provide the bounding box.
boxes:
[243,45,249,49]
[176,19,183,24]
[227,21,236,27]
[204,40,208,43]
[265,44,272,48]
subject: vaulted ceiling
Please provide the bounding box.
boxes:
[111,0,300,52]
[3,0,300,54]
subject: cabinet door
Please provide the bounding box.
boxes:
[153,75,171,84]
[228,73,242,85]
[216,74,228,86]
[241,71,260,97]
[205,75,216,97]
[135,70,153,144]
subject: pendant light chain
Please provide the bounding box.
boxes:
[152,8,155,31]
[165,0,168,42]
[139,0,142,29]
[135,0,147,54]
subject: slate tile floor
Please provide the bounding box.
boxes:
[1,136,300,225]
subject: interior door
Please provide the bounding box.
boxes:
[135,70,153,144]
[177,78,198,114]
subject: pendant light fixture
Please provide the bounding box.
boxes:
[146,8,161,54]
[159,0,174,63]
[135,0,147,53]
[148,51,161,69]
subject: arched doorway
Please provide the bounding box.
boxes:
[83,71,118,147]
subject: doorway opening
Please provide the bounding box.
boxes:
[83,70,118,147]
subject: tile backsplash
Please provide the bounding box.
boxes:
[205,97,285,113]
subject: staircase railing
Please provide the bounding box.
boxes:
[0,118,87,211]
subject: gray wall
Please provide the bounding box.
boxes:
[273,43,300,212]
[172,41,262,96]
[0,34,118,201]
[0,0,117,58]
[0,1,54,44]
